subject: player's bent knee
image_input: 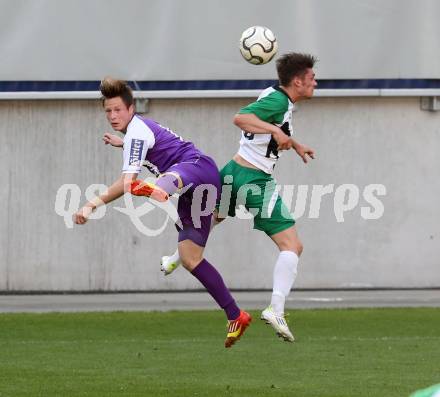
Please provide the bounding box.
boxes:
[180,255,203,271]
[277,237,303,256]
[288,231,303,256]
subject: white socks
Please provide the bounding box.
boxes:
[271,251,299,315]
[168,248,182,265]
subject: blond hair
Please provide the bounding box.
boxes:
[100,77,134,108]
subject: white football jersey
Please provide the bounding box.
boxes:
[237,85,293,174]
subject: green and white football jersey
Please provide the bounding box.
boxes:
[237,85,294,174]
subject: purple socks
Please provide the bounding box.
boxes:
[156,173,180,195]
[191,259,240,320]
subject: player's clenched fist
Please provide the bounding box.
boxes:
[73,206,94,225]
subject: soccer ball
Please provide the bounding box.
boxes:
[239,26,278,65]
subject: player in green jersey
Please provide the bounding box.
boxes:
[162,53,317,342]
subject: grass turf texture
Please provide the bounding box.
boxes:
[0,308,439,397]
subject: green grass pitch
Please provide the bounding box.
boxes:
[0,308,439,397]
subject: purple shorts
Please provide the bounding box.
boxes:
[165,155,221,247]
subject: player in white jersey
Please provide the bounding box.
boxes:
[237,85,294,174]
[162,53,317,342]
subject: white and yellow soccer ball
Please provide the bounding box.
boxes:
[239,26,278,65]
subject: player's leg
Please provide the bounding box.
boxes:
[161,159,238,276]
[260,225,301,341]
[258,225,300,342]
[129,170,185,273]
[270,226,303,314]
[140,171,184,274]
[250,179,299,342]
[161,213,222,275]
[167,156,251,347]
[269,225,303,317]
[129,170,188,274]
[129,172,182,201]
[178,234,251,348]
[130,171,187,272]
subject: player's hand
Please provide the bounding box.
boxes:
[294,143,315,163]
[273,129,293,150]
[73,206,94,225]
[102,133,124,147]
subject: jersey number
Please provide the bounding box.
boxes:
[243,131,255,140]
[265,121,291,158]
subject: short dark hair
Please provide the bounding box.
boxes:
[276,53,317,86]
[100,77,134,108]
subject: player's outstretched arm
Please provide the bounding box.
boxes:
[74,173,137,225]
[102,132,124,147]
